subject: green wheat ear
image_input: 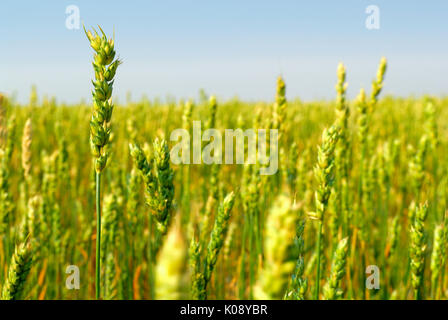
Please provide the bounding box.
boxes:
[1,241,33,300]
[21,118,32,182]
[86,26,121,173]
[409,202,428,300]
[430,224,446,298]
[189,236,205,300]
[323,237,349,300]
[272,75,287,133]
[308,125,340,222]
[205,192,236,276]
[369,57,387,111]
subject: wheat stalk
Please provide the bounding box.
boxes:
[85,25,121,299]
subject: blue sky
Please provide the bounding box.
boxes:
[1,1,447,104]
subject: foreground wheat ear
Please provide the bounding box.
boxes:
[254,195,300,300]
[84,25,121,300]
[1,241,33,300]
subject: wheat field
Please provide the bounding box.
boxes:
[0,29,447,301]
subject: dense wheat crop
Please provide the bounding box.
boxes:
[0,30,447,300]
